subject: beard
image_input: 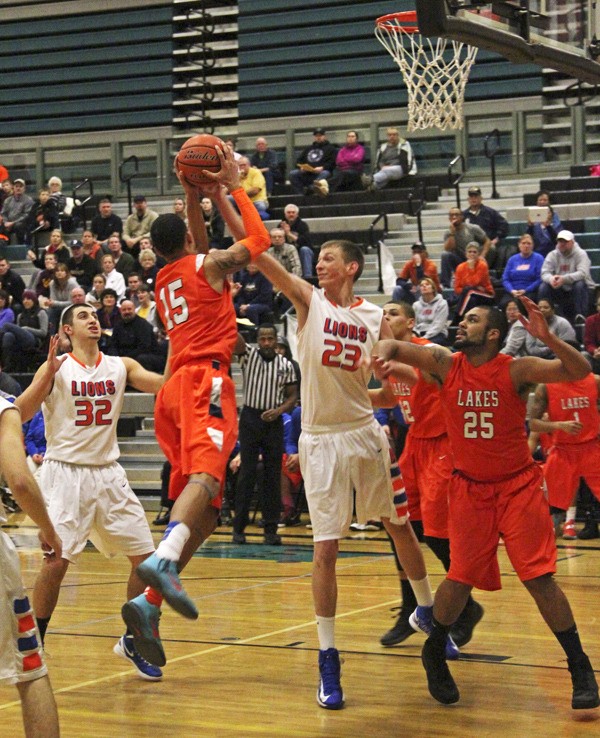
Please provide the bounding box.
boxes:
[454,332,486,350]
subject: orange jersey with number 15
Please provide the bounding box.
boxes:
[156,253,238,374]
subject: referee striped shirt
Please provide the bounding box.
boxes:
[239,345,297,411]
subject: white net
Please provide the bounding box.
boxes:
[375,14,478,131]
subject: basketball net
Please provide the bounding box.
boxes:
[375,12,478,131]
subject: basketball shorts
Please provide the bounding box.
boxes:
[300,418,408,542]
[544,440,600,510]
[40,460,155,564]
[155,361,238,507]
[0,531,47,685]
[399,433,451,538]
[282,453,303,487]
[447,464,556,591]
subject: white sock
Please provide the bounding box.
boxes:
[155,522,190,562]
[566,507,577,522]
[316,615,336,651]
[408,576,434,608]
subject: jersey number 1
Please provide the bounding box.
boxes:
[159,279,189,330]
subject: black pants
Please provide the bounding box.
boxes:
[234,406,283,536]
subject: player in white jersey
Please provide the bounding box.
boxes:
[255,241,455,710]
[16,304,166,681]
[0,395,61,738]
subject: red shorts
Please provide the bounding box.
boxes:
[447,464,556,591]
[544,440,600,510]
[154,361,238,508]
[399,434,451,537]
[282,453,303,487]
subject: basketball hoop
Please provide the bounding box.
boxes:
[375,11,478,131]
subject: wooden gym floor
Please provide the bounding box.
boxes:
[1,513,600,738]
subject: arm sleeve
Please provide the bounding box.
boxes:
[231,189,270,259]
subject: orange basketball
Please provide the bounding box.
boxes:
[175,133,224,187]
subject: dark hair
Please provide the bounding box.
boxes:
[481,305,509,345]
[535,189,551,202]
[61,302,95,327]
[257,323,277,338]
[100,288,118,301]
[151,214,187,258]
[320,240,364,281]
[0,289,8,303]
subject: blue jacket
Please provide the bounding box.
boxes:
[25,410,46,457]
[502,251,544,293]
[283,405,302,455]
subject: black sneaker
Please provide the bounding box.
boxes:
[231,532,246,544]
[380,606,416,647]
[421,639,460,704]
[568,654,600,709]
[577,521,599,540]
[264,533,282,545]
[450,599,484,648]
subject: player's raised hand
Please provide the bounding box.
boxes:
[517,296,550,341]
[45,334,69,375]
[175,167,198,197]
[201,145,241,193]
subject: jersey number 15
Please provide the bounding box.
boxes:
[159,278,189,330]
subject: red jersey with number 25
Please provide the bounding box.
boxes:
[546,373,599,446]
[156,253,237,374]
[441,352,531,481]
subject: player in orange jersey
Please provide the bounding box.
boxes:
[122,146,271,664]
[373,299,599,710]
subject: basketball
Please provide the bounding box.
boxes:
[175,133,224,186]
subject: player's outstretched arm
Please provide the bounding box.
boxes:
[204,180,246,242]
[15,335,66,422]
[122,357,165,394]
[177,171,209,254]
[371,339,452,386]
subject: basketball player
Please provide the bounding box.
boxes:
[253,243,453,711]
[529,372,600,537]
[123,145,271,660]
[372,299,599,710]
[370,301,483,649]
[0,393,61,738]
[15,307,166,681]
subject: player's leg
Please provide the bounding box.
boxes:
[32,557,69,644]
[16,676,60,738]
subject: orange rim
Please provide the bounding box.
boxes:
[376,11,419,34]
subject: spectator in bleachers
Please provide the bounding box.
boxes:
[22,187,59,247]
[279,203,313,277]
[107,234,135,281]
[527,190,562,257]
[0,179,12,210]
[0,359,22,398]
[28,228,70,269]
[135,284,158,332]
[224,138,242,161]
[268,229,302,277]
[47,176,66,213]
[25,409,46,484]
[0,257,25,312]
[70,286,86,305]
[32,252,57,299]
[125,273,142,307]
[539,229,594,325]
[0,178,33,243]
[0,290,48,372]
[138,248,159,292]
[505,298,521,327]
[328,130,365,193]
[413,277,449,345]
[453,242,496,317]
[501,297,575,357]
[392,242,441,304]
[289,128,338,195]
[100,254,126,301]
[237,157,269,218]
[441,207,491,288]
[123,195,158,258]
[501,233,544,304]
[107,299,165,372]
[232,263,273,326]
[85,273,107,309]
[584,293,600,373]
[201,197,226,249]
[0,289,15,329]
[81,228,103,260]
[41,263,79,333]
[365,127,417,191]
[67,238,99,293]
[173,197,186,223]
[463,186,508,250]
[250,137,281,196]
[91,198,123,244]
[96,287,120,348]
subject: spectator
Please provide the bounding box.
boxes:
[441,207,491,288]
[328,130,365,193]
[224,137,242,161]
[462,186,508,249]
[123,195,158,258]
[22,187,59,247]
[539,229,595,324]
[237,157,269,218]
[47,176,66,213]
[67,239,99,292]
[365,127,417,191]
[501,297,576,357]
[584,293,600,373]
[100,254,126,301]
[268,228,302,277]
[81,228,103,260]
[107,234,135,281]
[250,137,281,195]
[96,287,120,347]
[0,290,48,372]
[0,358,22,398]
[135,284,159,331]
[25,409,46,483]
[279,203,313,277]
[453,242,496,317]
[392,242,441,304]
[232,263,273,326]
[0,178,12,210]
[125,272,142,306]
[173,197,186,222]
[41,263,79,333]
[28,228,70,269]
[528,190,562,257]
[289,128,337,195]
[280,404,303,526]
[201,196,226,249]
[85,273,107,309]
[107,299,165,372]
[276,335,301,395]
[138,248,159,292]
[501,233,544,304]
[0,178,33,243]
[413,277,449,345]
[31,252,57,298]
[0,257,25,312]
[91,198,123,244]
[0,289,14,329]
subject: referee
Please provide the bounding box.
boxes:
[233,324,298,545]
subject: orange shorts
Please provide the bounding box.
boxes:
[544,440,600,510]
[154,361,238,508]
[282,453,303,487]
[447,464,556,591]
[399,433,451,537]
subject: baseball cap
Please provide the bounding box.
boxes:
[557,229,574,241]
[13,178,25,186]
[70,239,83,249]
[411,242,425,252]
[133,195,146,203]
[313,127,326,135]
[467,186,481,196]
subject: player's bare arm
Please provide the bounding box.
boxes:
[371,339,452,386]
[254,251,312,327]
[122,357,165,395]
[529,383,583,436]
[176,170,209,255]
[15,335,66,422]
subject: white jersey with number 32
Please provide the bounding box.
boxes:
[298,288,383,431]
[43,353,126,465]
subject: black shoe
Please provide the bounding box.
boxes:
[152,511,171,526]
[421,639,460,705]
[232,532,247,544]
[264,533,282,545]
[568,654,600,709]
[280,513,301,527]
[450,599,484,648]
[577,521,599,540]
[380,606,416,647]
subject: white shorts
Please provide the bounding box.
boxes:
[40,460,154,564]
[300,419,408,542]
[0,531,47,685]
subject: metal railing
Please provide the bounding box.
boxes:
[368,212,389,293]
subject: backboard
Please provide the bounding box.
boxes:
[415,1,600,84]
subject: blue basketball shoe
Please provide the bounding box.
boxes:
[114,635,162,681]
[121,594,165,667]
[409,605,460,660]
[137,553,198,620]
[317,648,345,709]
